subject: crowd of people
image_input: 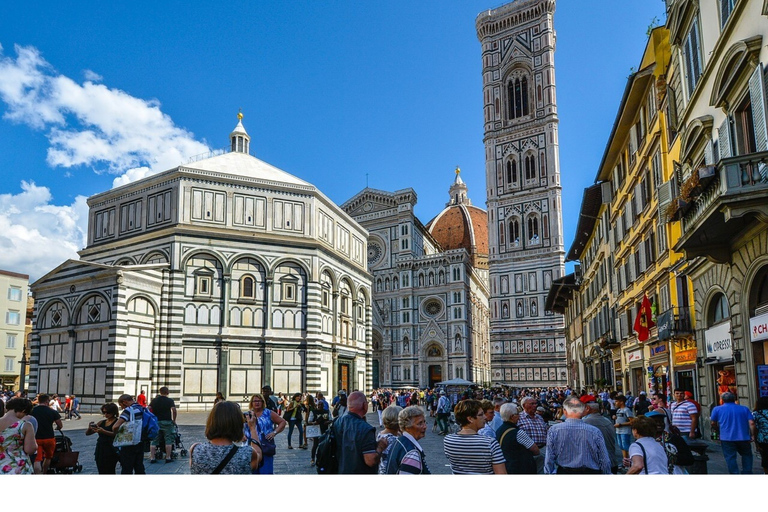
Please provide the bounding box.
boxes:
[3,384,768,475]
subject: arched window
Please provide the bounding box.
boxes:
[525,154,536,180]
[241,276,255,299]
[709,293,729,324]
[509,219,520,246]
[754,269,768,310]
[528,216,540,243]
[506,160,517,184]
[507,75,530,120]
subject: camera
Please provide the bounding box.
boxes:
[243,412,251,419]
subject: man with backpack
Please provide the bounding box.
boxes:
[113,394,148,474]
[149,386,177,464]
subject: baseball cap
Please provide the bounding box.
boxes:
[579,394,596,404]
[645,410,665,417]
[684,391,693,399]
[639,391,646,395]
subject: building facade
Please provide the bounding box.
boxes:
[29,115,372,411]
[476,0,567,387]
[342,170,492,388]
[666,0,768,425]
[1,270,29,390]
[549,27,699,397]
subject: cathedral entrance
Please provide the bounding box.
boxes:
[428,365,442,387]
[338,362,350,393]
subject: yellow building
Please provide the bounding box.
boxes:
[0,269,29,390]
[666,0,768,420]
[548,27,699,395]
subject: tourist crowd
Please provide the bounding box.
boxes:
[3,384,768,475]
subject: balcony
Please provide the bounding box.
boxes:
[656,306,694,341]
[675,151,768,263]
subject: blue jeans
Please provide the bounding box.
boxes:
[721,440,753,474]
[287,419,304,446]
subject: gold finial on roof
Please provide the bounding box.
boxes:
[455,166,461,175]
[237,108,243,121]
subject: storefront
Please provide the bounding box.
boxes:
[626,348,645,396]
[704,321,736,405]
[750,312,768,398]
[672,338,697,398]
[647,342,669,397]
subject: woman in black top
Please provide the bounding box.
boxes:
[86,402,120,474]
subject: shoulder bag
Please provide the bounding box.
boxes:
[212,445,240,474]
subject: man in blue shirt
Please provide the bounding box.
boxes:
[333,391,386,474]
[544,396,611,474]
[711,392,756,474]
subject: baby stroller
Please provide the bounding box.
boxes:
[154,424,188,460]
[49,430,83,474]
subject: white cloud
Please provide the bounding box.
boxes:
[0,181,88,282]
[83,69,102,82]
[0,44,210,183]
[0,44,214,281]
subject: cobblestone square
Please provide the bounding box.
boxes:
[52,407,737,475]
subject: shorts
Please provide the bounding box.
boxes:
[35,438,56,461]
[616,433,634,452]
[151,420,176,446]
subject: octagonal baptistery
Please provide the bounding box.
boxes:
[426,170,489,270]
[29,115,373,411]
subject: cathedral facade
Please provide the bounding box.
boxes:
[476,0,567,386]
[343,171,492,389]
[29,116,372,411]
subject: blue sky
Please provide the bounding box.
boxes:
[0,1,666,281]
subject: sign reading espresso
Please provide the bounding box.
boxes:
[705,322,732,360]
[750,312,768,343]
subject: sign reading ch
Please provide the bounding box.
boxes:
[750,312,768,343]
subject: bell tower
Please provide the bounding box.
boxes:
[476,0,567,387]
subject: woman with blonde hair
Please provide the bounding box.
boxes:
[245,393,286,474]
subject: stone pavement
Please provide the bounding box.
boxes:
[54,407,737,475]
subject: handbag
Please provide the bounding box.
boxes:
[306,425,322,439]
[260,435,277,457]
[113,408,143,447]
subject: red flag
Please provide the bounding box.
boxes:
[633,294,656,342]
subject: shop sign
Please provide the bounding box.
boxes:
[650,343,667,356]
[704,322,732,360]
[673,349,697,366]
[750,312,768,343]
[627,350,643,364]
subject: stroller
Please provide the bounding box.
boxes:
[153,424,188,460]
[48,430,83,474]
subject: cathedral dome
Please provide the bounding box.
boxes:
[426,168,488,265]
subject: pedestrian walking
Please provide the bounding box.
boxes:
[711,392,755,474]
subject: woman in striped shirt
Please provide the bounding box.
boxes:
[444,399,507,474]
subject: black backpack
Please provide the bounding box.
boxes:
[315,417,340,474]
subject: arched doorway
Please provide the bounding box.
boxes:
[424,343,445,387]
